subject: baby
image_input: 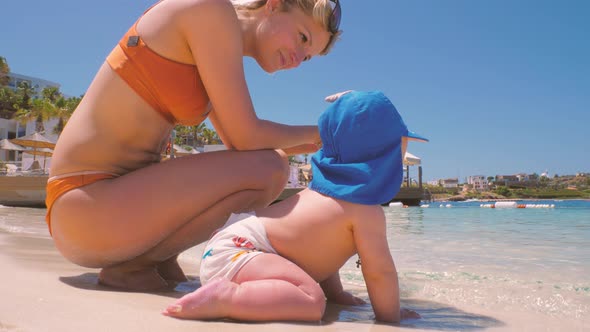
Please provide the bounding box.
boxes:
[163,90,427,323]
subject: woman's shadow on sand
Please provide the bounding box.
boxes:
[61,273,503,331]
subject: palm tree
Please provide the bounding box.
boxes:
[193,122,208,145]
[13,97,55,133]
[14,80,37,118]
[201,127,221,145]
[52,94,81,135]
[0,56,10,86]
[0,87,18,119]
[41,86,61,102]
[174,122,206,146]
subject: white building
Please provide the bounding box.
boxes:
[5,72,61,97]
[440,178,459,188]
[467,175,488,191]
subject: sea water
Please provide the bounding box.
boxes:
[2,200,589,330]
[338,199,590,330]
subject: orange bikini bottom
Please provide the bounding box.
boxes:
[45,173,118,235]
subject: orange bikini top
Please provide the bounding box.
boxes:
[106,4,210,126]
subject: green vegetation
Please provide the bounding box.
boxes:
[173,122,221,147]
[508,188,585,199]
[1,56,81,135]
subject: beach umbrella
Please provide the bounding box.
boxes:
[10,132,56,149]
[403,152,422,188]
[22,147,53,158]
[0,139,27,152]
[404,152,421,166]
[9,132,56,163]
[22,147,53,171]
[0,139,27,166]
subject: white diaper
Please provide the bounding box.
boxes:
[199,212,277,285]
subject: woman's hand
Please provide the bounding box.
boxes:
[282,143,320,156]
[324,90,354,103]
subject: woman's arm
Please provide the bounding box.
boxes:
[178,0,319,151]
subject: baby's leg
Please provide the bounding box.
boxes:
[163,253,325,321]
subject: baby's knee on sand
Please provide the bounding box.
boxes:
[305,282,328,320]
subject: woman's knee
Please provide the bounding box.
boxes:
[268,149,290,186]
[251,149,290,190]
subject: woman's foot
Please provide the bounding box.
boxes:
[157,256,188,283]
[163,277,235,319]
[98,265,169,291]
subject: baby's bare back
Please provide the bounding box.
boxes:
[259,189,366,282]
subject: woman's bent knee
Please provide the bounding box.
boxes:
[255,149,289,181]
[246,150,289,206]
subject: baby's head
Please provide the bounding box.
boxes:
[309,91,427,205]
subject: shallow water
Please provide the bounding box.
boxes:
[2,199,589,330]
[339,200,590,329]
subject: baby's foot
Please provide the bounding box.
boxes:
[99,265,168,291]
[163,277,236,319]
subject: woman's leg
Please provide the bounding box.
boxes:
[50,149,289,289]
[164,253,326,321]
[98,188,267,290]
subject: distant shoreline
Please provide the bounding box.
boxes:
[431,195,589,202]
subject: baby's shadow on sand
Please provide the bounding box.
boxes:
[59,273,201,297]
[323,299,504,331]
[61,275,503,330]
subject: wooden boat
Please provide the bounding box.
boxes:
[0,175,48,207]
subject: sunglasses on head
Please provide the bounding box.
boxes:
[328,0,341,33]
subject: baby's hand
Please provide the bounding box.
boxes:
[327,290,366,305]
[324,90,354,103]
[400,307,421,320]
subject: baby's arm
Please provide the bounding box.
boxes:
[353,206,401,322]
[320,272,365,305]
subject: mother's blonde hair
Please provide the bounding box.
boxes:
[232,0,341,54]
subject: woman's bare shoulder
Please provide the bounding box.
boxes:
[171,0,240,43]
[173,0,236,20]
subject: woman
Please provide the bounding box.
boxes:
[47,0,342,291]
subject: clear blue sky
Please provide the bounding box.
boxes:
[2,0,588,181]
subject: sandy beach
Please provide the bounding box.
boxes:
[1,204,588,332]
[0,231,428,332]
